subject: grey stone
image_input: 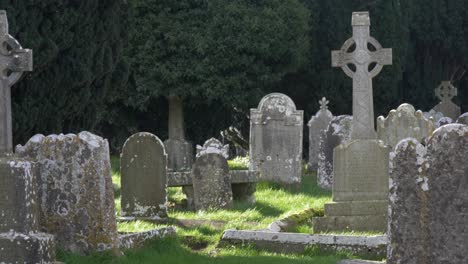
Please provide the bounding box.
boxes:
[435,116,453,128]
[121,132,167,218]
[317,115,353,190]
[196,137,229,159]
[456,112,468,125]
[16,132,119,254]
[307,97,334,171]
[423,109,444,124]
[192,152,233,211]
[250,93,303,186]
[377,103,434,148]
[431,81,461,120]
[119,226,176,250]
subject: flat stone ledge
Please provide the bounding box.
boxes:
[220,230,387,258]
[167,170,258,187]
[119,227,176,250]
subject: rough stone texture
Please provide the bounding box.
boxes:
[250,93,303,186]
[434,116,453,128]
[423,109,444,124]
[307,97,333,171]
[377,103,434,148]
[456,112,468,125]
[0,158,56,262]
[16,132,118,254]
[387,125,468,264]
[192,152,233,211]
[119,227,176,250]
[220,230,386,258]
[431,81,461,120]
[121,132,167,218]
[317,115,353,190]
[196,138,229,159]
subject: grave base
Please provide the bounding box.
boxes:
[0,231,56,263]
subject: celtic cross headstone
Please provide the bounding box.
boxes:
[431,81,461,120]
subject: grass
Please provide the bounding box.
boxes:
[58,157,365,263]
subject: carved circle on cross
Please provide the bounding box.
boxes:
[0,34,24,85]
[338,37,385,79]
[435,81,457,102]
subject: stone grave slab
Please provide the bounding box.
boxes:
[308,97,333,171]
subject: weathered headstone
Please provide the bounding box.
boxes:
[317,115,352,190]
[314,12,392,232]
[121,132,167,218]
[196,137,230,159]
[377,103,434,148]
[456,112,468,125]
[16,132,119,254]
[308,97,334,171]
[431,81,461,120]
[435,116,453,128]
[0,10,56,262]
[387,125,468,263]
[192,140,233,210]
[423,109,444,124]
[250,93,303,187]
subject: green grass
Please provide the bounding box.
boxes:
[58,158,361,263]
[227,156,250,170]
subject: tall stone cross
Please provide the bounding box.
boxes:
[435,81,457,103]
[332,12,392,140]
[0,11,33,156]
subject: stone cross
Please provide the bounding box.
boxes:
[332,12,392,140]
[435,81,457,103]
[0,11,33,155]
[319,97,329,111]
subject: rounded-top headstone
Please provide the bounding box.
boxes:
[121,132,167,218]
[257,93,298,119]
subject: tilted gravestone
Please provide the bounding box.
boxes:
[387,125,468,263]
[0,10,56,262]
[317,115,352,190]
[308,97,334,171]
[314,12,392,232]
[16,132,119,254]
[431,81,461,120]
[250,93,303,187]
[192,138,233,211]
[121,132,167,218]
[377,103,434,148]
[456,112,468,125]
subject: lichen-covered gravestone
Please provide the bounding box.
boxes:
[317,115,352,190]
[435,116,453,128]
[456,112,468,125]
[121,132,167,218]
[431,81,461,120]
[307,97,334,171]
[250,93,303,187]
[192,138,233,211]
[377,103,434,148]
[388,125,468,264]
[16,132,119,254]
[0,10,56,262]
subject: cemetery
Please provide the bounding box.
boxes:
[1,1,468,264]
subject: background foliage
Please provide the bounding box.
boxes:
[3,0,468,153]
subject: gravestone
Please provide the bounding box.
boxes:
[121,132,167,218]
[250,93,303,187]
[314,12,392,232]
[317,115,353,190]
[192,140,233,210]
[387,125,468,263]
[377,103,434,148]
[16,132,119,254]
[308,97,334,171]
[196,137,230,159]
[456,112,468,125]
[423,109,444,124]
[435,116,453,128]
[431,81,461,120]
[0,10,56,262]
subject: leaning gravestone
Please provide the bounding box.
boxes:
[192,139,233,211]
[0,10,56,262]
[317,115,352,190]
[308,97,334,171]
[456,112,468,125]
[121,132,167,218]
[16,132,119,254]
[387,125,468,263]
[431,81,461,120]
[250,93,303,187]
[377,103,434,148]
[314,12,392,232]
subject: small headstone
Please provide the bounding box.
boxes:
[16,132,119,254]
[456,112,468,125]
[250,93,303,186]
[196,137,229,159]
[431,81,461,120]
[435,116,453,128]
[307,97,334,171]
[377,103,434,148]
[192,140,233,211]
[423,109,444,124]
[121,132,167,218]
[317,115,352,190]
